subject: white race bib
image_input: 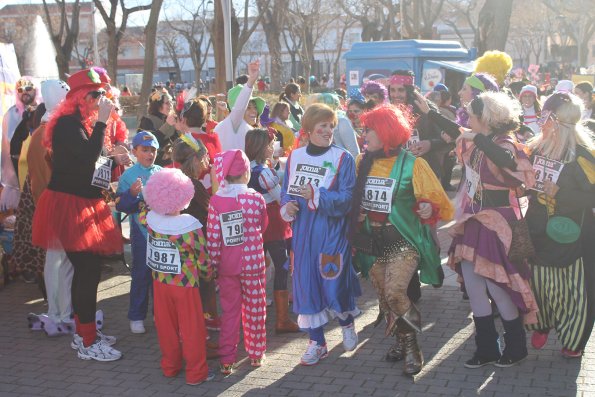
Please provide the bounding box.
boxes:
[287,163,327,197]
[405,129,420,150]
[361,177,396,213]
[91,156,112,189]
[464,165,481,199]
[146,235,182,274]
[532,155,564,193]
[220,210,244,246]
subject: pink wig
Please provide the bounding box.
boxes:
[143,168,195,215]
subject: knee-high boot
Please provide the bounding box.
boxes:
[274,290,299,333]
[465,315,501,368]
[495,316,527,367]
[398,319,423,376]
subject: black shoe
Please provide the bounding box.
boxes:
[443,184,457,192]
[464,353,500,368]
[494,353,526,367]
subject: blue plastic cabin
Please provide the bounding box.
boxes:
[343,40,477,93]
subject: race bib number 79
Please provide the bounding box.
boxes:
[220,210,244,246]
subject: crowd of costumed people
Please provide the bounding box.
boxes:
[0,50,592,385]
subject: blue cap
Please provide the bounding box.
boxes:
[433,83,448,92]
[347,87,366,104]
[132,130,159,149]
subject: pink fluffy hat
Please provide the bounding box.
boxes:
[143,168,195,215]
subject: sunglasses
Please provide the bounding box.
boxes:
[88,90,106,99]
[17,86,34,93]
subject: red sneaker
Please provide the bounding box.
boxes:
[531,330,549,349]
[561,348,582,358]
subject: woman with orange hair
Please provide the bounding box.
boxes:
[350,104,453,376]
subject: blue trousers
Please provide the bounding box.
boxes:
[128,222,152,321]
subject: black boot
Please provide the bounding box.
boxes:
[399,320,423,376]
[495,316,528,367]
[465,315,501,368]
[385,331,405,362]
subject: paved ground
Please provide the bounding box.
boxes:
[0,221,593,397]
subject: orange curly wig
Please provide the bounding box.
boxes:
[359,104,413,154]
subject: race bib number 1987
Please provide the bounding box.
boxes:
[147,235,182,274]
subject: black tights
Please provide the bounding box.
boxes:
[263,240,289,291]
[67,251,102,324]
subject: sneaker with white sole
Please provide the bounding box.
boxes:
[71,330,117,350]
[341,324,358,351]
[77,338,122,362]
[300,340,328,366]
[130,320,146,334]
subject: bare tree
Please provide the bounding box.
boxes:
[282,27,303,81]
[256,0,286,92]
[137,0,164,121]
[165,0,212,88]
[341,0,400,41]
[42,0,81,80]
[541,0,595,67]
[93,0,152,80]
[158,31,183,83]
[402,0,445,39]
[476,0,513,53]
[231,0,267,70]
[286,0,334,91]
[442,0,481,49]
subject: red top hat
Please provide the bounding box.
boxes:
[66,69,104,99]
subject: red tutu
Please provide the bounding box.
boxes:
[32,190,123,255]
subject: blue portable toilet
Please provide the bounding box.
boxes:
[343,40,477,94]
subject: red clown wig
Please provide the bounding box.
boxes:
[359,104,413,154]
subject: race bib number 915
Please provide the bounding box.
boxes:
[147,235,182,274]
[532,155,564,193]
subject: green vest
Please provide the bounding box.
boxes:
[354,151,441,284]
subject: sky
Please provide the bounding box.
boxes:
[2,0,247,26]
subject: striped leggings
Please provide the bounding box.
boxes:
[527,258,588,351]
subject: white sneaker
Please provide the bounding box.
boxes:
[71,330,117,350]
[342,324,358,351]
[300,340,328,366]
[130,320,145,334]
[77,338,122,362]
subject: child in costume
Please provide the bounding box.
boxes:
[206,149,269,374]
[141,168,215,385]
[245,129,299,333]
[116,131,162,334]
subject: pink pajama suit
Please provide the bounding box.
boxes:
[206,184,269,364]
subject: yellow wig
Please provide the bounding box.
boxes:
[474,50,513,86]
